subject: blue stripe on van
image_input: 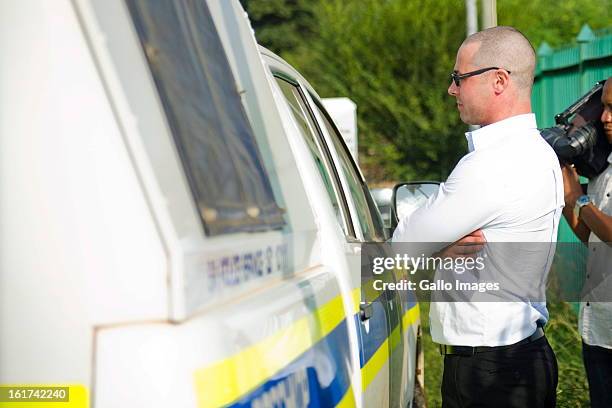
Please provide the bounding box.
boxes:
[355,300,389,367]
[228,319,352,408]
[356,298,418,368]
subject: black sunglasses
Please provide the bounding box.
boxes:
[450,67,511,87]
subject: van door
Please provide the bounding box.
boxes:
[271,74,396,406]
[307,99,409,408]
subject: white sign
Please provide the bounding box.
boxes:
[322,97,358,163]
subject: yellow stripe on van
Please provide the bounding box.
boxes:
[362,302,420,392]
[362,337,389,391]
[402,303,420,333]
[352,287,360,314]
[193,295,346,408]
[335,385,355,408]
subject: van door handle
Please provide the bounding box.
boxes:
[360,302,373,321]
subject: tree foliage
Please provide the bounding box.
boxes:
[283,0,468,182]
[239,0,316,54]
[498,0,612,48]
[242,0,611,183]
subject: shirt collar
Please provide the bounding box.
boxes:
[608,151,612,164]
[465,113,538,152]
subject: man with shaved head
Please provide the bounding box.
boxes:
[394,26,562,406]
[450,26,536,126]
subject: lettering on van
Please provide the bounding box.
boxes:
[250,368,310,408]
[206,243,289,292]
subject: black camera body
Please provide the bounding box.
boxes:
[540,80,610,179]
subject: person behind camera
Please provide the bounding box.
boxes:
[561,76,612,408]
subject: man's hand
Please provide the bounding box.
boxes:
[561,164,583,207]
[437,229,486,259]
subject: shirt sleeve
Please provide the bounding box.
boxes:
[392,155,502,244]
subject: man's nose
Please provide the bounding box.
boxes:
[448,81,458,96]
[601,108,612,124]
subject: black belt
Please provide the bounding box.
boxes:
[439,326,545,356]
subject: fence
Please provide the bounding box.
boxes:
[531,25,612,312]
[533,25,612,127]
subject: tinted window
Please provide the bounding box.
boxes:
[274,77,353,237]
[312,102,386,241]
[125,0,285,236]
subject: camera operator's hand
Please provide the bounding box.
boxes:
[561,164,612,244]
[561,164,582,207]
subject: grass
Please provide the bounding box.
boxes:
[419,301,590,407]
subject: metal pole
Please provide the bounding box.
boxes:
[480,0,497,29]
[466,0,478,36]
[466,0,479,132]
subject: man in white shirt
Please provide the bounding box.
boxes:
[393,27,563,407]
[561,77,612,408]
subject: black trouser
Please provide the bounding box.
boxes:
[441,336,558,408]
[582,341,612,408]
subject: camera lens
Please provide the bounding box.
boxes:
[567,123,598,155]
[540,126,575,160]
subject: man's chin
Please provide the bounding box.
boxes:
[459,113,473,126]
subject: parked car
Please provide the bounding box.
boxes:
[371,187,395,227]
[0,0,422,406]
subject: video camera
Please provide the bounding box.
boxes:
[540,80,610,178]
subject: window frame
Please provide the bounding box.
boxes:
[272,72,358,240]
[306,93,387,243]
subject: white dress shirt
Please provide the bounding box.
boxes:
[393,113,564,346]
[579,153,612,349]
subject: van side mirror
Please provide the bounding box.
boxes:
[390,182,440,231]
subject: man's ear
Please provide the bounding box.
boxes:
[492,69,510,94]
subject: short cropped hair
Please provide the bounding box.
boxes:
[464,26,536,92]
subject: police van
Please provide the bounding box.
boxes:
[0,0,422,407]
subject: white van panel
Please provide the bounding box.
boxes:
[0,0,167,382]
[95,266,345,408]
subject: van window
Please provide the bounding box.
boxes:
[274,77,354,237]
[312,102,386,242]
[125,0,285,236]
